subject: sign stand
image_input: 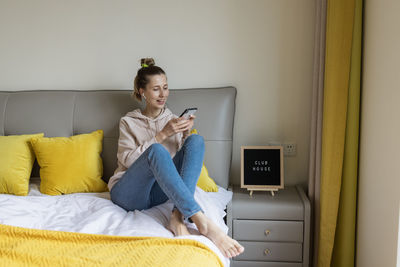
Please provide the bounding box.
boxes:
[247,188,278,197]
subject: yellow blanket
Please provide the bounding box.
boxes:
[0,224,223,267]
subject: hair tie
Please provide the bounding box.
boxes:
[141,63,149,68]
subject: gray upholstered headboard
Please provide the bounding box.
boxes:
[0,87,236,188]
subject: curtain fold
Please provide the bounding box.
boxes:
[331,0,363,266]
[318,0,355,265]
[314,0,363,266]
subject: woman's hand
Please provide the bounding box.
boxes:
[156,116,195,143]
[182,115,195,137]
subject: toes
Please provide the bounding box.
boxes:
[224,249,232,258]
[228,247,237,258]
[234,241,245,254]
[222,242,240,258]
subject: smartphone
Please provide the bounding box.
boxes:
[179,108,197,119]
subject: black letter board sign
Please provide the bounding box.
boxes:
[241,146,284,194]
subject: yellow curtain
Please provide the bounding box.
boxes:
[317,0,363,266]
[331,0,363,265]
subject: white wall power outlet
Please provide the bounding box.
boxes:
[283,143,297,156]
[266,141,297,157]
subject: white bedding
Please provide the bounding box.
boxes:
[0,177,232,266]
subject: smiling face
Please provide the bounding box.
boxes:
[140,74,169,111]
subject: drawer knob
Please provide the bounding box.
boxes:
[264,229,270,236]
[264,248,270,255]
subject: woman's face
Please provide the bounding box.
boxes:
[141,74,169,109]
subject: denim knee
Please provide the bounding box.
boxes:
[185,134,204,149]
[147,143,169,159]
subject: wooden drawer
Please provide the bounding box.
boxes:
[233,220,303,242]
[231,261,303,267]
[233,241,303,262]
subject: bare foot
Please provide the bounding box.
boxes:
[191,212,244,258]
[167,208,190,236]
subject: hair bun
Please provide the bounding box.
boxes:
[140,58,155,67]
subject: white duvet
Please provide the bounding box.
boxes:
[0,177,232,266]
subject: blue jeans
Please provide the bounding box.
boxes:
[110,134,205,219]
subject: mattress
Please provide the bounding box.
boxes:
[0,177,232,266]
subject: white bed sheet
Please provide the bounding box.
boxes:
[0,177,232,266]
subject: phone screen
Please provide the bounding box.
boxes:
[179,108,197,118]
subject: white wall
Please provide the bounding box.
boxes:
[0,0,316,186]
[357,0,400,266]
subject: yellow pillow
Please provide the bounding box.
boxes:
[191,129,219,192]
[30,130,108,195]
[0,133,44,196]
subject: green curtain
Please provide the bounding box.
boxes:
[317,0,363,266]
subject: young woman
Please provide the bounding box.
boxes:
[108,58,244,258]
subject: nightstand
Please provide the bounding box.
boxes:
[226,185,310,267]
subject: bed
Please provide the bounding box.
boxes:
[0,87,236,266]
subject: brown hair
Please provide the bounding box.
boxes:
[132,58,166,102]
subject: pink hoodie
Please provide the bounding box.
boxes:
[108,108,187,190]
